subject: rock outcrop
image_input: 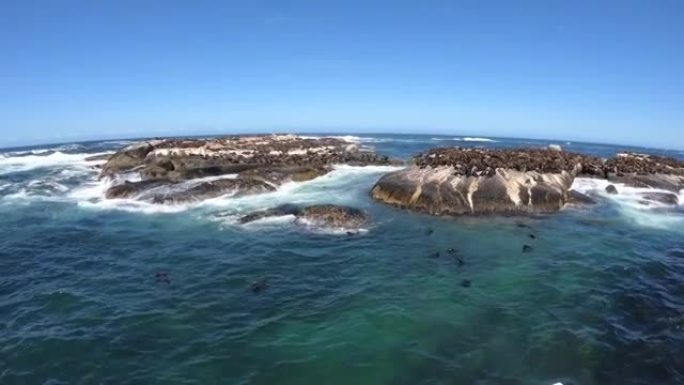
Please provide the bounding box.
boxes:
[372,148,585,215]
[238,204,369,230]
[371,147,683,216]
[100,135,398,203]
[601,153,684,192]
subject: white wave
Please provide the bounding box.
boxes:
[3,189,32,201]
[294,217,370,235]
[454,137,498,142]
[213,213,297,228]
[75,164,403,217]
[5,149,53,156]
[100,140,133,146]
[300,135,426,144]
[300,135,360,142]
[0,151,111,175]
[300,135,382,143]
[572,177,683,230]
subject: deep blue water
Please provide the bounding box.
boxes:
[1,134,683,385]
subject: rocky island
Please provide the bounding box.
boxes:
[371,147,684,215]
[99,135,398,203]
[98,135,683,216]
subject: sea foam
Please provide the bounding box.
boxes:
[572,177,683,230]
[0,151,111,175]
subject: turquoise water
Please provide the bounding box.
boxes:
[1,135,683,384]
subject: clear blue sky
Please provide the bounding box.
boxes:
[1,0,683,149]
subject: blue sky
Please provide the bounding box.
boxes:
[1,0,683,149]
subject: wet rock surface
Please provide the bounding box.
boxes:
[568,190,597,205]
[640,192,679,206]
[239,204,369,230]
[101,135,397,203]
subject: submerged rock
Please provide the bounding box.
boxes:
[150,178,275,204]
[101,135,397,204]
[640,192,679,206]
[295,205,369,229]
[237,204,301,224]
[567,190,596,205]
[605,184,618,195]
[105,179,172,199]
[238,204,370,231]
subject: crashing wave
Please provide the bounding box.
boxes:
[456,137,498,142]
[571,177,683,230]
[0,151,111,175]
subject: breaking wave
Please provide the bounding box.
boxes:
[0,151,110,175]
[571,177,683,231]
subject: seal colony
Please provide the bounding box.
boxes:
[371,147,684,215]
[98,135,684,220]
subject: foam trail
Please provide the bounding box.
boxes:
[455,137,498,142]
[572,177,683,231]
[75,164,403,218]
[0,151,111,175]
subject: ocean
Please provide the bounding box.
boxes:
[1,134,683,385]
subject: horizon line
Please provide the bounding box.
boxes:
[1,130,683,153]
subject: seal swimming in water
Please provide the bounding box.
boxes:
[522,245,534,253]
[155,272,170,285]
[251,278,269,294]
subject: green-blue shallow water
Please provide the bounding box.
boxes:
[1,135,683,385]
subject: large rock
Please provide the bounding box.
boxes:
[101,142,156,175]
[100,135,397,204]
[371,148,580,215]
[371,166,575,215]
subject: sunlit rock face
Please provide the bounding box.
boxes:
[371,148,588,215]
